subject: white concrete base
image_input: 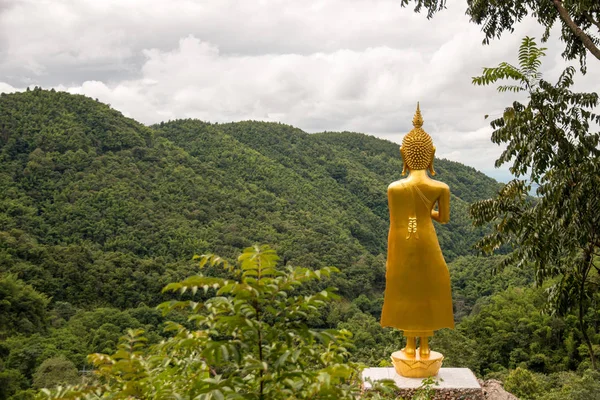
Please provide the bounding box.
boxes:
[362,367,481,390]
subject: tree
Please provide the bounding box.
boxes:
[539,369,600,400]
[0,369,28,399]
[32,357,80,389]
[469,37,600,368]
[504,367,544,399]
[0,274,49,338]
[401,0,600,68]
[39,245,361,399]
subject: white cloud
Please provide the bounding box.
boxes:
[0,82,19,93]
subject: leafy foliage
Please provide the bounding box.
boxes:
[470,37,600,367]
[1,88,597,397]
[0,88,502,398]
[538,369,600,400]
[472,37,546,93]
[504,367,543,400]
[32,357,79,389]
[40,246,361,399]
[0,89,498,312]
[449,255,533,321]
[458,287,565,374]
[0,274,49,338]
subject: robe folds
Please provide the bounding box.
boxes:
[380,179,454,334]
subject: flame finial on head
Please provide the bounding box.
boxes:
[401,102,435,175]
[412,102,423,128]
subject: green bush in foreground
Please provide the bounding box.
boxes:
[38,245,363,399]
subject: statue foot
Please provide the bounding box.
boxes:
[402,347,416,357]
[403,336,417,357]
[419,336,430,358]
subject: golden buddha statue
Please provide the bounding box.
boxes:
[380,103,454,378]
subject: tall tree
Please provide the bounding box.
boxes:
[401,0,600,68]
[469,36,600,368]
[0,274,49,338]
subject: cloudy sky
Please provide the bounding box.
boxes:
[1,0,599,181]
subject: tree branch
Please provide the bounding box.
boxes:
[585,13,600,32]
[553,0,600,60]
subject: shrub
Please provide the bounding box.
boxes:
[39,245,361,399]
[504,367,543,399]
[32,356,79,389]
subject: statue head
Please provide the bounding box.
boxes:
[400,103,436,176]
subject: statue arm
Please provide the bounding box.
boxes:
[431,187,450,224]
[387,187,395,220]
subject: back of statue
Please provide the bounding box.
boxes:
[380,104,454,378]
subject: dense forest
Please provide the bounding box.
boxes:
[0,89,598,399]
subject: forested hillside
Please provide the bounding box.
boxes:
[0,89,596,399]
[0,88,498,307]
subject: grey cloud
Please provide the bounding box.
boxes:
[0,0,477,86]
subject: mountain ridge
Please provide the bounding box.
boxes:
[1,88,499,306]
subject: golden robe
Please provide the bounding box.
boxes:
[380,177,454,334]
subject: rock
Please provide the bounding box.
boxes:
[479,379,519,400]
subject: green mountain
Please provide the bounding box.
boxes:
[2,89,594,400]
[0,88,500,307]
